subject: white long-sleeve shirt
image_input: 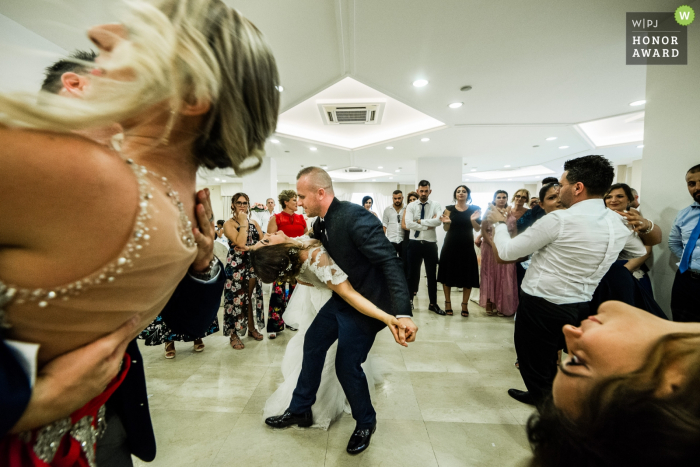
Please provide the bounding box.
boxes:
[382,205,405,243]
[405,199,443,242]
[493,199,647,304]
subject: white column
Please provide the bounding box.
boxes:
[241,156,278,209]
[415,157,463,250]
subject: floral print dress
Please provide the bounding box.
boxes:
[223,224,264,337]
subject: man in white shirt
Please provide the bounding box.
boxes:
[405,180,444,314]
[382,190,405,258]
[487,155,647,406]
[253,198,276,233]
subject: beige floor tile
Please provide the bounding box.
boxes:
[425,421,531,467]
[372,371,423,421]
[401,342,480,373]
[210,414,329,467]
[325,418,438,467]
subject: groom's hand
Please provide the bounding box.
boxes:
[397,317,418,342]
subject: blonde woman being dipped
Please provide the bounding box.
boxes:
[0,0,279,463]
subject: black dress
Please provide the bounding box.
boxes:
[437,204,481,288]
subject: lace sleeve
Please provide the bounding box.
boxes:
[307,247,349,286]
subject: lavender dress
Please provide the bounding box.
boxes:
[478,214,519,316]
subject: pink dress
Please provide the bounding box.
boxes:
[478,214,519,316]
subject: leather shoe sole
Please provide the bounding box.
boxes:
[508,388,535,406]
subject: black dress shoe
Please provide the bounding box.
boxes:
[347,423,376,455]
[428,304,445,316]
[508,389,535,406]
[285,325,298,331]
[265,410,313,428]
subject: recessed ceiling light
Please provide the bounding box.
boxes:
[221,179,227,183]
[320,164,328,168]
[386,146,394,150]
[629,100,646,106]
[389,177,393,179]
[275,85,284,92]
[460,85,472,92]
[372,179,376,181]
[310,147,317,151]
[395,169,400,172]
[378,166,383,169]
[421,138,430,142]
[214,178,220,181]
[508,178,513,181]
[270,139,279,144]
[637,144,644,148]
[504,165,511,168]
[448,102,463,109]
[546,137,557,141]
[470,169,477,172]
[559,146,569,149]
[412,79,429,87]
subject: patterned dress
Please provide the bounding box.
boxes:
[138,313,219,345]
[223,223,264,337]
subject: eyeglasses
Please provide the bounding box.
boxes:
[234,201,249,206]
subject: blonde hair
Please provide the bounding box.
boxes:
[0,0,279,176]
[513,189,531,206]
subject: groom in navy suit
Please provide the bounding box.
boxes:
[265,167,418,454]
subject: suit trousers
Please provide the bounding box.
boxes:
[408,240,438,304]
[514,291,589,405]
[287,297,377,428]
[671,270,700,322]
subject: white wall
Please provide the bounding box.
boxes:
[641,0,699,315]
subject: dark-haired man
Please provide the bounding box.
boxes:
[487,155,648,406]
[669,164,700,322]
[382,190,405,259]
[405,180,444,314]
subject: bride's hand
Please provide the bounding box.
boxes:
[385,316,408,347]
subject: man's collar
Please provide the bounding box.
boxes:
[691,201,700,208]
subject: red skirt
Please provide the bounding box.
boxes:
[1,354,131,467]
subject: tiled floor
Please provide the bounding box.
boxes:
[134,284,533,467]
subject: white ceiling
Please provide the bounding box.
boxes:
[0,0,678,185]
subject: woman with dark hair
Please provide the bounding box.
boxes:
[402,191,419,281]
[248,231,405,429]
[362,195,379,217]
[527,300,700,467]
[222,193,265,349]
[436,185,482,316]
[477,190,519,316]
[265,189,307,338]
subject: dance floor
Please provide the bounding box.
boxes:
[134,283,532,467]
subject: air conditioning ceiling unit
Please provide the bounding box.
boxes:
[319,103,385,125]
[344,167,367,174]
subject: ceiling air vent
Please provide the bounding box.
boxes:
[319,103,385,125]
[344,167,367,174]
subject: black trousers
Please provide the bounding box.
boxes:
[671,270,700,322]
[408,240,438,304]
[287,296,377,428]
[514,292,589,404]
[96,406,133,467]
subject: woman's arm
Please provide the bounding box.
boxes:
[326,280,407,347]
[471,210,482,232]
[624,245,652,272]
[266,216,278,234]
[401,209,409,231]
[441,209,451,232]
[223,218,248,248]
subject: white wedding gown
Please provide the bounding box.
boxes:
[263,238,376,430]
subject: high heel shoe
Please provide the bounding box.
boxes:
[248,329,263,341]
[444,300,453,315]
[461,302,469,317]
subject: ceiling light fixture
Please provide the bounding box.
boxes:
[504,165,511,168]
[460,85,472,92]
[559,146,569,149]
[637,144,644,148]
[275,85,284,92]
[372,179,376,181]
[421,138,430,142]
[214,178,220,181]
[449,102,463,109]
[378,166,383,169]
[412,79,428,87]
[395,169,400,172]
[310,147,317,151]
[629,100,646,106]
[389,177,393,179]
[546,137,557,141]
[221,179,227,183]
[470,169,477,172]
[386,146,394,150]
[270,139,279,144]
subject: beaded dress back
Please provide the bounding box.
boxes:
[0,158,197,364]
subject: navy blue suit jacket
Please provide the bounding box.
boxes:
[314,198,411,334]
[1,260,225,461]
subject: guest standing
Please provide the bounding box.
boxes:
[253,198,276,233]
[401,191,419,283]
[405,180,444,315]
[223,193,265,349]
[437,185,481,316]
[382,190,405,258]
[266,189,308,337]
[508,189,530,287]
[363,195,379,217]
[516,176,558,234]
[479,190,519,317]
[669,164,700,322]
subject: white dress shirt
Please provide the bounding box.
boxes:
[405,199,443,242]
[382,205,406,243]
[493,199,647,304]
[253,209,275,232]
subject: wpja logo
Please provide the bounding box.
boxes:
[626,6,693,65]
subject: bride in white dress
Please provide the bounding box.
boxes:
[249,231,406,429]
